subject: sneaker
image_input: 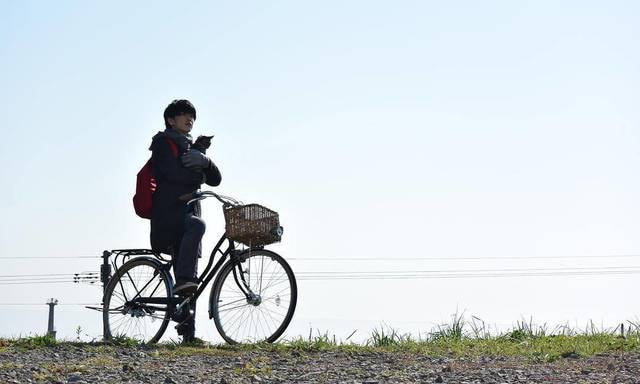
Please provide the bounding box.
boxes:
[173,281,198,296]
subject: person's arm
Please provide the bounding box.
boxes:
[152,139,203,186]
[203,161,222,187]
[181,149,221,187]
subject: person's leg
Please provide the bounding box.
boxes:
[171,240,182,286]
[174,214,205,341]
[174,214,205,287]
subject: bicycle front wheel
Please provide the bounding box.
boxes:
[103,258,172,344]
[210,249,297,344]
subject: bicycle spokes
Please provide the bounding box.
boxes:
[212,251,296,344]
[103,259,171,343]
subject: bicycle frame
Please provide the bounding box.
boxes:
[105,232,258,315]
[97,190,293,343]
[193,233,236,300]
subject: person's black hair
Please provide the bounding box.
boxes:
[164,99,196,129]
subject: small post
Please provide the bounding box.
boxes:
[621,323,625,338]
[46,298,58,339]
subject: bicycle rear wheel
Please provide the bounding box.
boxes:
[210,249,297,344]
[103,258,172,344]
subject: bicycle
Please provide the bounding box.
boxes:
[99,191,297,344]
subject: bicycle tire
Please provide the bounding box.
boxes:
[210,249,297,344]
[103,258,172,344]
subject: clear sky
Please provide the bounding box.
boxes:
[1,1,639,343]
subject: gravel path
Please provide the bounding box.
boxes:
[1,344,639,383]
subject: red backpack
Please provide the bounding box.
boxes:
[133,138,179,219]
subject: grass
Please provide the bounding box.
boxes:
[367,325,413,347]
[0,362,24,370]
[4,334,58,348]
[107,333,142,347]
[264,314,640,362]
[1,315,640,363]
[233,356,273,376]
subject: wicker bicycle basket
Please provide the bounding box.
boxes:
[223,204,282,247]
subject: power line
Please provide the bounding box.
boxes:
[0,308,91,312]
[0,273,78,278]
[294,269,640,280]
[0,256,638,285]
[0,279,98,284]
[5,269,634,283]
[2,254,640,261]
[243,266,640,279]
[0,281,99,285]
[0,275,98,281]
[0,271,99,285]
[0,303,99,306]
[0,282,78,285]
[289,265,640,275]
[0,273,100,285]
[0,277,91,281]
[288,254,640,261]
[0,256,101,260]
[288,266,640,280]
[2,266,638,282]
[0,275,98,280]
[0,277,98,283]
[0,272,98,278]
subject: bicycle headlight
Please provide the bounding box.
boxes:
[271,226,284,237]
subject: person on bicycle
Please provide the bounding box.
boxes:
[149,99,221,341]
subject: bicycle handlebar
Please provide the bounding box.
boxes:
[178,191,241,207]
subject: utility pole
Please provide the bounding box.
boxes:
[46,298,58,339]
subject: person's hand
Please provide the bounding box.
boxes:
[181,149,211,170]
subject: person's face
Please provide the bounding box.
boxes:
[167,112,195,134]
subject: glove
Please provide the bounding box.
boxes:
[181,149,212,170]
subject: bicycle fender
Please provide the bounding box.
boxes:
[208,248,282,319]
[233,248,281,263]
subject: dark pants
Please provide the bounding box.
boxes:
[173,214,206,284]
[172,212,206,337]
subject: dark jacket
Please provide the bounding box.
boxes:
[149,130,222,253]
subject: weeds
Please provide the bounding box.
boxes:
[286,329,341,351]
[233,357,273,376]
[367,324,413,347]
[469,316,490,339]
[0,362,24,370]
[107,334,142,347]
[12,334,58,348]
[0,316,639,363]
[431,311,466,342]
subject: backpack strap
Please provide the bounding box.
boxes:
[164,138,179,158]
